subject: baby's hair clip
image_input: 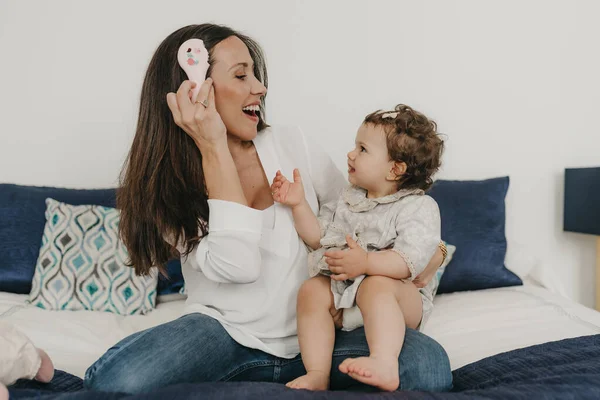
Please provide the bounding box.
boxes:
[381,112,398,119]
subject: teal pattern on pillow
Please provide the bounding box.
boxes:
[28,198,157,315]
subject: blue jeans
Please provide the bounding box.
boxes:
[84,313,452,394]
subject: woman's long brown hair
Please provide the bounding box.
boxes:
[118,24,269,276]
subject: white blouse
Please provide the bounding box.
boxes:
[180,126,347,359]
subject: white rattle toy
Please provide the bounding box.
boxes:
[177,38,210,103]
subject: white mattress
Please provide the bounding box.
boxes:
[2,282,600,378]
[423,281,600,370]
[0,294,186,378]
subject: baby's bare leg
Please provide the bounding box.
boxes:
[339,276,422,391]
[287,275,337,391]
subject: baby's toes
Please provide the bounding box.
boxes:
[339,358,354,373]
[348,362,361,374]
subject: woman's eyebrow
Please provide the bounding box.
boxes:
[228,62,254,71]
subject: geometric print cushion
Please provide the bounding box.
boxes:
[28,198,157,315]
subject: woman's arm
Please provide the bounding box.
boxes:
[412,245,445,288]
[167,80,261,283]
[183,200,263,284]
[201,141,247,205]
[167,79,247,205]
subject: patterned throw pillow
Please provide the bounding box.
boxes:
[28,198,157,315]
[431,242,456,296]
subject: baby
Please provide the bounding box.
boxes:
[0,321,55,397]
[271,104,445,391]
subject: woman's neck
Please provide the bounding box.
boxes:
[227,135,255,162]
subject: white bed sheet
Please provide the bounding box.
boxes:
[2,282,600,378]
[423,281,600,370]
[0,293,185,379]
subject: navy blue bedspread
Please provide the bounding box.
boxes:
[10,334,600,399]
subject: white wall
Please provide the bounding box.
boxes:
[1,0,598,307]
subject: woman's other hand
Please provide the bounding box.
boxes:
[166,78,227,148]
[412,246,444,288]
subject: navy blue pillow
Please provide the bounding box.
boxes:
[0,184,183,295]
[160,260,185,295]
[428,177,522,294]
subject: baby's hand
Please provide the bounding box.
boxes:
[271,169,305,208]
[325,235,368,280]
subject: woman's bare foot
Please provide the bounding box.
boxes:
[0,383,8,400]
[286,370,329,391]
[339,356,399,391]
[35,348,54,383]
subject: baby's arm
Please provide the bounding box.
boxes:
[291,201,321,250]
[271,169,321,249]
[326,240,408,281]
[365,250,411,279]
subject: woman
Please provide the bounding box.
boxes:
[84,23,452,394]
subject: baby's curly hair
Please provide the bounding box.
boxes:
[364,104,444,191]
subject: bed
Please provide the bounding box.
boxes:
[3,179,600,398]
[3,278,599,380]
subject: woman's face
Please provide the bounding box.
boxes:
[210,36,267,141]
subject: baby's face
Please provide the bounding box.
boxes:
[347,124,395,194]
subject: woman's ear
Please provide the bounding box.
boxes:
[387,162,407,181]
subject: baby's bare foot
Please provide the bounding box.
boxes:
[286,370,329,391]
[339,356,399,391]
